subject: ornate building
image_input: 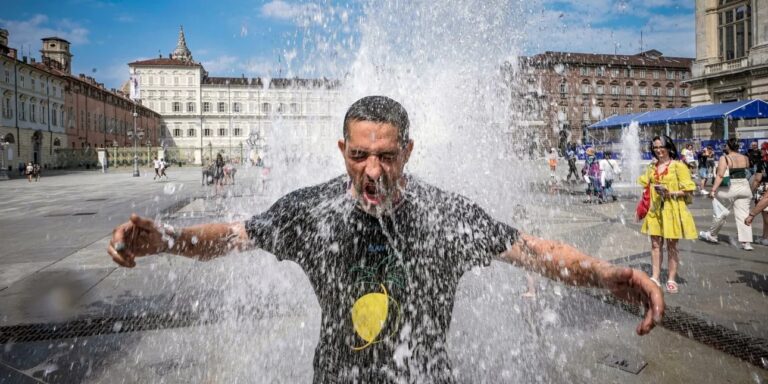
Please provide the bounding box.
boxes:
[519,50,693,148]
[129,27,342,165]
[1,29,67,169]
[0,29,161,173]
[689,0,768,139]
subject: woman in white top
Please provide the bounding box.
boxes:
[599,150,621,201]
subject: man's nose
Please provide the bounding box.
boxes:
[364,155,383,180]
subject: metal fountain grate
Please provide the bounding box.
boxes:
[587,291,768,370]
[0,303,301,345]
[0,312,205,344]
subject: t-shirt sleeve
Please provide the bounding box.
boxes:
[452,199,519,273]
[244,194,304,262]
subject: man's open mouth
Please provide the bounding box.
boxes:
[363,183,382,204]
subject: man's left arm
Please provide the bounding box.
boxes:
[497,232,664,335]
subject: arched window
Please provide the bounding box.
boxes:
[53,138,61,146]
[3,133,14,144]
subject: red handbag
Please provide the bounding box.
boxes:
[636,183,651,220]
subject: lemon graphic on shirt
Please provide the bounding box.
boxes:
[349,252,404,351]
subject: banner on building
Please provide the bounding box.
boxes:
[129,71,140,101]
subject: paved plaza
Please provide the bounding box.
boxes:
[0,165,766,383]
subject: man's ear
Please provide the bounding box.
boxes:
[402,140,414,163]
[338,139,346,156]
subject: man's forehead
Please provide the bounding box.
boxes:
[347,121,400,144]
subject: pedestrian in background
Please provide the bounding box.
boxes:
[699,138,754,250]
[682,143,697,173]
[582,147,603,204]
[547,148,558,180]
[32,163,41,182]
[748,145,768,245]
[638,135,697,294]
[25,162,33,182]
[747,141,761,180]
[159,158,169,179]
[599,150,620,202]
[565,144,579,183]
[697,146,713,194]
[153,156,161,180]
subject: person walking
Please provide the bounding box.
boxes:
[565,144,579,183]
[747,141,761,179]
[699,138,754,250]
[547,148,558,180]
[159,158,169,179]
[599,150,620,202]
[32,163,41,182]
[153,156,161,180]
[638,135,697,294]
[697,146,712,194]
[747,145,768,245]
[681,143,697,173]
[25,162,33,182]
[582,148,603,204]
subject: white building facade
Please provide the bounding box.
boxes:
[128,27,341,165]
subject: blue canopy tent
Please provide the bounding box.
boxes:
[588,99,768,139]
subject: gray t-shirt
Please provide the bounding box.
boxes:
[245,175,519,383]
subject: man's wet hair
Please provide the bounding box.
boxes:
[343,96,410,147]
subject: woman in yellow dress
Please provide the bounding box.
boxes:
[638,135,697,294]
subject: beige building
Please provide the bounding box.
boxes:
[521,50,693,149]
[689,0,768,138]
[0,29,67,172]
[129,27,342,165]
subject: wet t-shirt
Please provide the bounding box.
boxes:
[245,175,519,383]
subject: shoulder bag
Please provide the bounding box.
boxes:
[721,156,731,187]
[635,166,652,220]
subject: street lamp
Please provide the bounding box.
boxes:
[131,107,140,177]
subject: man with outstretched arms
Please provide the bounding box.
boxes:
[109,96,663,383]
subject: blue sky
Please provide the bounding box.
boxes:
[1,0,694,89]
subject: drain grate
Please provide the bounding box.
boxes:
[85,198,108,202]
[0,303,301,344]
[72,212,97,216]
[587,291,768,370]
[0,312,205,344]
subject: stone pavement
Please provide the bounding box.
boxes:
[0,166,766,383]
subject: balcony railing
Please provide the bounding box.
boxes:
[704,57,748,75]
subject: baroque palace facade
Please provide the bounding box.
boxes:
[0,29,161,173]
[129,27,342,165]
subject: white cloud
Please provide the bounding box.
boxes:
[260,0,345,28]
[201,55,240,75]
[0,14,90,51]
[116,14,134,23]
[524,3,695,58]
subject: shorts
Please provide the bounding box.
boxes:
[698,168,708,179]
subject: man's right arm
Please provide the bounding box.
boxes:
[108,214,251,268]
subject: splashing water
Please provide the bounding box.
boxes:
[620,121,642,184]
[135,1,597,383]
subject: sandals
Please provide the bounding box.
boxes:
[649,277,661,288]
[666,280,679,294]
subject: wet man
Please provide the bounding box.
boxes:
[108,96,663,383]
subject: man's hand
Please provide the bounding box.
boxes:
[596,265,664,335]
[108,214,168,268]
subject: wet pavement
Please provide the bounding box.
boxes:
[0,164,766,383]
